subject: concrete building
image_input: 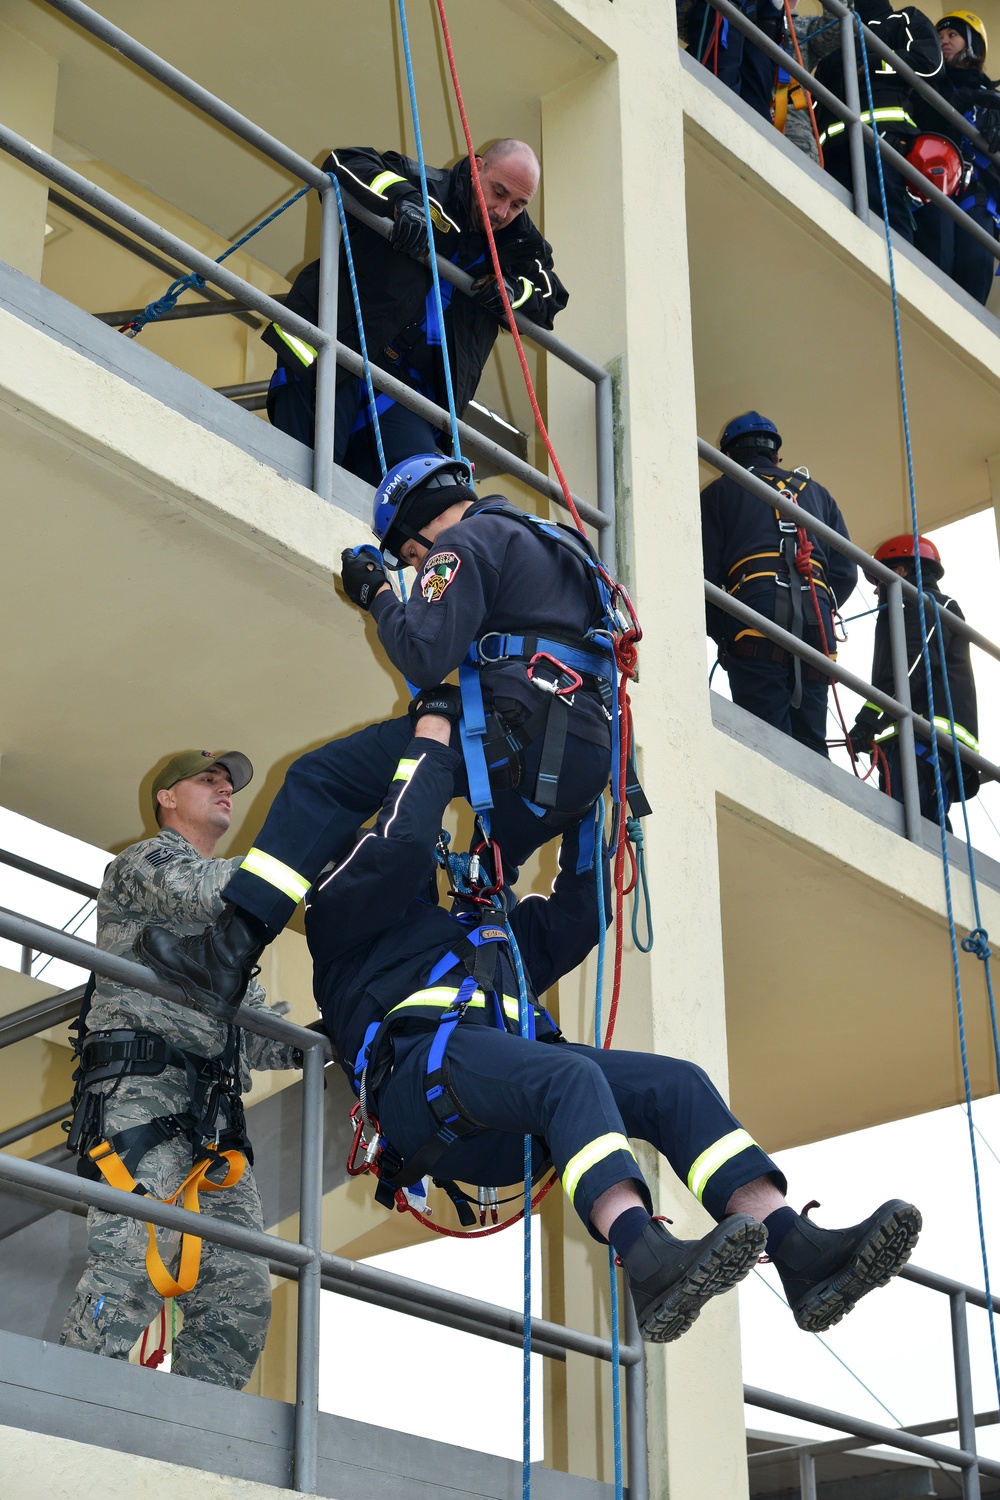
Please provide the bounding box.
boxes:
[0,0,999,1496]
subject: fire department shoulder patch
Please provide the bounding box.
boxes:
[420,551,461,603]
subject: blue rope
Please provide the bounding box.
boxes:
[858,13,1000,1406]
[121,183,311,337]
[626,814,654,954]
[330,174,387,478]
[594,798,625,1500]
[395,0,464,464]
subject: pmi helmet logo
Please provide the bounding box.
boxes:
[382,472,410,504]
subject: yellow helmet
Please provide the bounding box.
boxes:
[938,10,988,61]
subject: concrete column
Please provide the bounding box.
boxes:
[542,2,749,1494]
[0,21,58,280]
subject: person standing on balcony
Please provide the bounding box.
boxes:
[61,751,300,1389]
[813,0,942,241]
[701,412,857,756]
[304,708,921,1343]
[849,535,980,827]
[912,12,1000,305]
[262,140,567,482]
[683,0,785,121]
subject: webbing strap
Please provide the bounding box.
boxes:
[88,1143,245,1298]
[458,652,494,815]
[478,633,613,681]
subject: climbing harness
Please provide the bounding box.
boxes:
[780,0,825,165]
[859,11,1000,1404]
[64,976,250,1298]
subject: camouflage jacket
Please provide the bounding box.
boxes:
[86,827,297,1089]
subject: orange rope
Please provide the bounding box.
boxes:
[782,0,824,167]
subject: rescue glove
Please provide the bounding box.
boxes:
[409,683,463,726]
[470,272,519,319]
[848,714,878,758]
[390,198,430,258]
[340,546,388,611]
[976,107,1000,156]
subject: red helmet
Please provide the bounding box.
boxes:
[905,134,964,204]
[873,534,944,580]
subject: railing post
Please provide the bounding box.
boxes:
[623,1284,649,1500]
[838,11,870,222]
[293,1044,325,1494]
[799,1450,818,1500]
[19,945,32,976]
[312,180,341,504]
[951,1291,982,1500]
[594,372,616,572]
[886,576,923,846]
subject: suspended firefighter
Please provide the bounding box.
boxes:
[60,750,300,1388]
[702,412,857,756]
[136,459,647,1019]
[849,535,980,828]
[308,706,921,1340]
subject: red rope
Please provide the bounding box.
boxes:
[139,1303,167,1368]
[395,1172,558,1239]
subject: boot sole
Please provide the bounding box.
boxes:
[639,1217,767,1344]
[792,1201,922,1333]
[133,932,242,1021]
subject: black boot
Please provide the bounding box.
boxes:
[771,1199,921,1333]
[134,903,269,1017]
[622,1215,767,1344]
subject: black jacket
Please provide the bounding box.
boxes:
[369,498,613,749]
[814,0,942,146]
[858,581,980,794]
[304,737,605,1094]
[913,64,1000,200]
[263,147,567,416]
[701,463,857,652]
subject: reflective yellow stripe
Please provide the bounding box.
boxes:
[273,325,318,368]
[369,170,408,198]
[822,107,915,144]
[863,701,882,715]
[393,758,419,782]
[510,277,533,310]
[687,1128,757,1203]
[562,1133,636,1206]
[240,847,312,903]
[875,718,979,751]
[386,987,522,1020]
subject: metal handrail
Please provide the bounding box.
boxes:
[21,0,615,566]
[0,901,649,1497]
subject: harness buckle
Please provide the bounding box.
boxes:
[527,651,582,703]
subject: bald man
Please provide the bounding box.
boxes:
[262,140,568,482]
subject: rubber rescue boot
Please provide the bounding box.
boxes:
[134,903,268,1018]
[622,1215,767,1343]
[771,1199,922,1333]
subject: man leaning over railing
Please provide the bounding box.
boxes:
[61,750,300,1388]
[262,140,567,484]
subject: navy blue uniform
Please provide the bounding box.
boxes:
[685,0,780,121]
[223,498,613,932]
[702,463,857,755]
[305,734,783,1234]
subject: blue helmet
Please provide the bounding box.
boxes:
[372,454,476,565]
[720,411,782,455]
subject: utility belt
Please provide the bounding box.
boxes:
[728,632,830,677]
[726,550,830,598]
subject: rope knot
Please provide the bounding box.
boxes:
[962,928,993,962]
[625,815,643,849]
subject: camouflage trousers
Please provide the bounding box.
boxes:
[60,1074,271,1389]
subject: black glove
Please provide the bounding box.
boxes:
[470,272,519,318]
[340,547,388,611]
[976,108,1000,155]
[390,198,429,258]
[848,720,875,758]
[409,683,463,725]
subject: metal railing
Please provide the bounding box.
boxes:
[0,847,100,982]
[696,0,1000,275]
[700,437,1000,846]
[0,0,616,566]
[0,896,649,1498]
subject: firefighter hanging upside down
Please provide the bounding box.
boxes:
[305,706,920,1341]
[702,412,858,756]
[137,457,645,1018]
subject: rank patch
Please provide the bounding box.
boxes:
[420,551,461,603]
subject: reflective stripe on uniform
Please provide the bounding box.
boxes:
[369,171,408,198]
[821,106,916,145]
[393,758,419,782]
[687,1128,757,1203]
[562,1132,637,1207]
[510,277,533,310]
[386,986,522,1020]
[240,847,312,903]
[272,325,318,368]
[876,716,979,750]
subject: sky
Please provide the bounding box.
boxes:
[1,509,999,1470]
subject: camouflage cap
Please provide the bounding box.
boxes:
[151,749,253,806]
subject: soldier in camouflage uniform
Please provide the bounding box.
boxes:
[61,750,300,1388]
